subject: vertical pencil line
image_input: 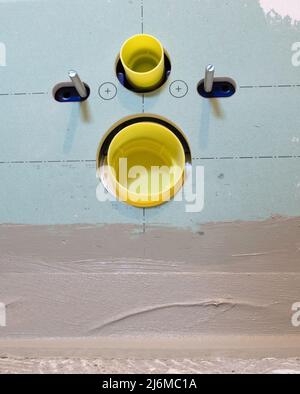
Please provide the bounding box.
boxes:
[141,0,144,33]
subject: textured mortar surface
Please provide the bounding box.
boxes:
[0,357,300,374]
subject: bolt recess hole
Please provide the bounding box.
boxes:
[197,78,236,98]
[63,91,71,99]
[53,83,90,103]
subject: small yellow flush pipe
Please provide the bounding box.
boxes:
[120,34,165,91]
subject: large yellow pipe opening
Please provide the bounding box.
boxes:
[106,122,185,208]
[120,34,165,92]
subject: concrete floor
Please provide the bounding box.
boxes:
[0,357,300,374]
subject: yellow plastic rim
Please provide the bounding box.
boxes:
[120,34,165,91]
[107,122,185,208]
